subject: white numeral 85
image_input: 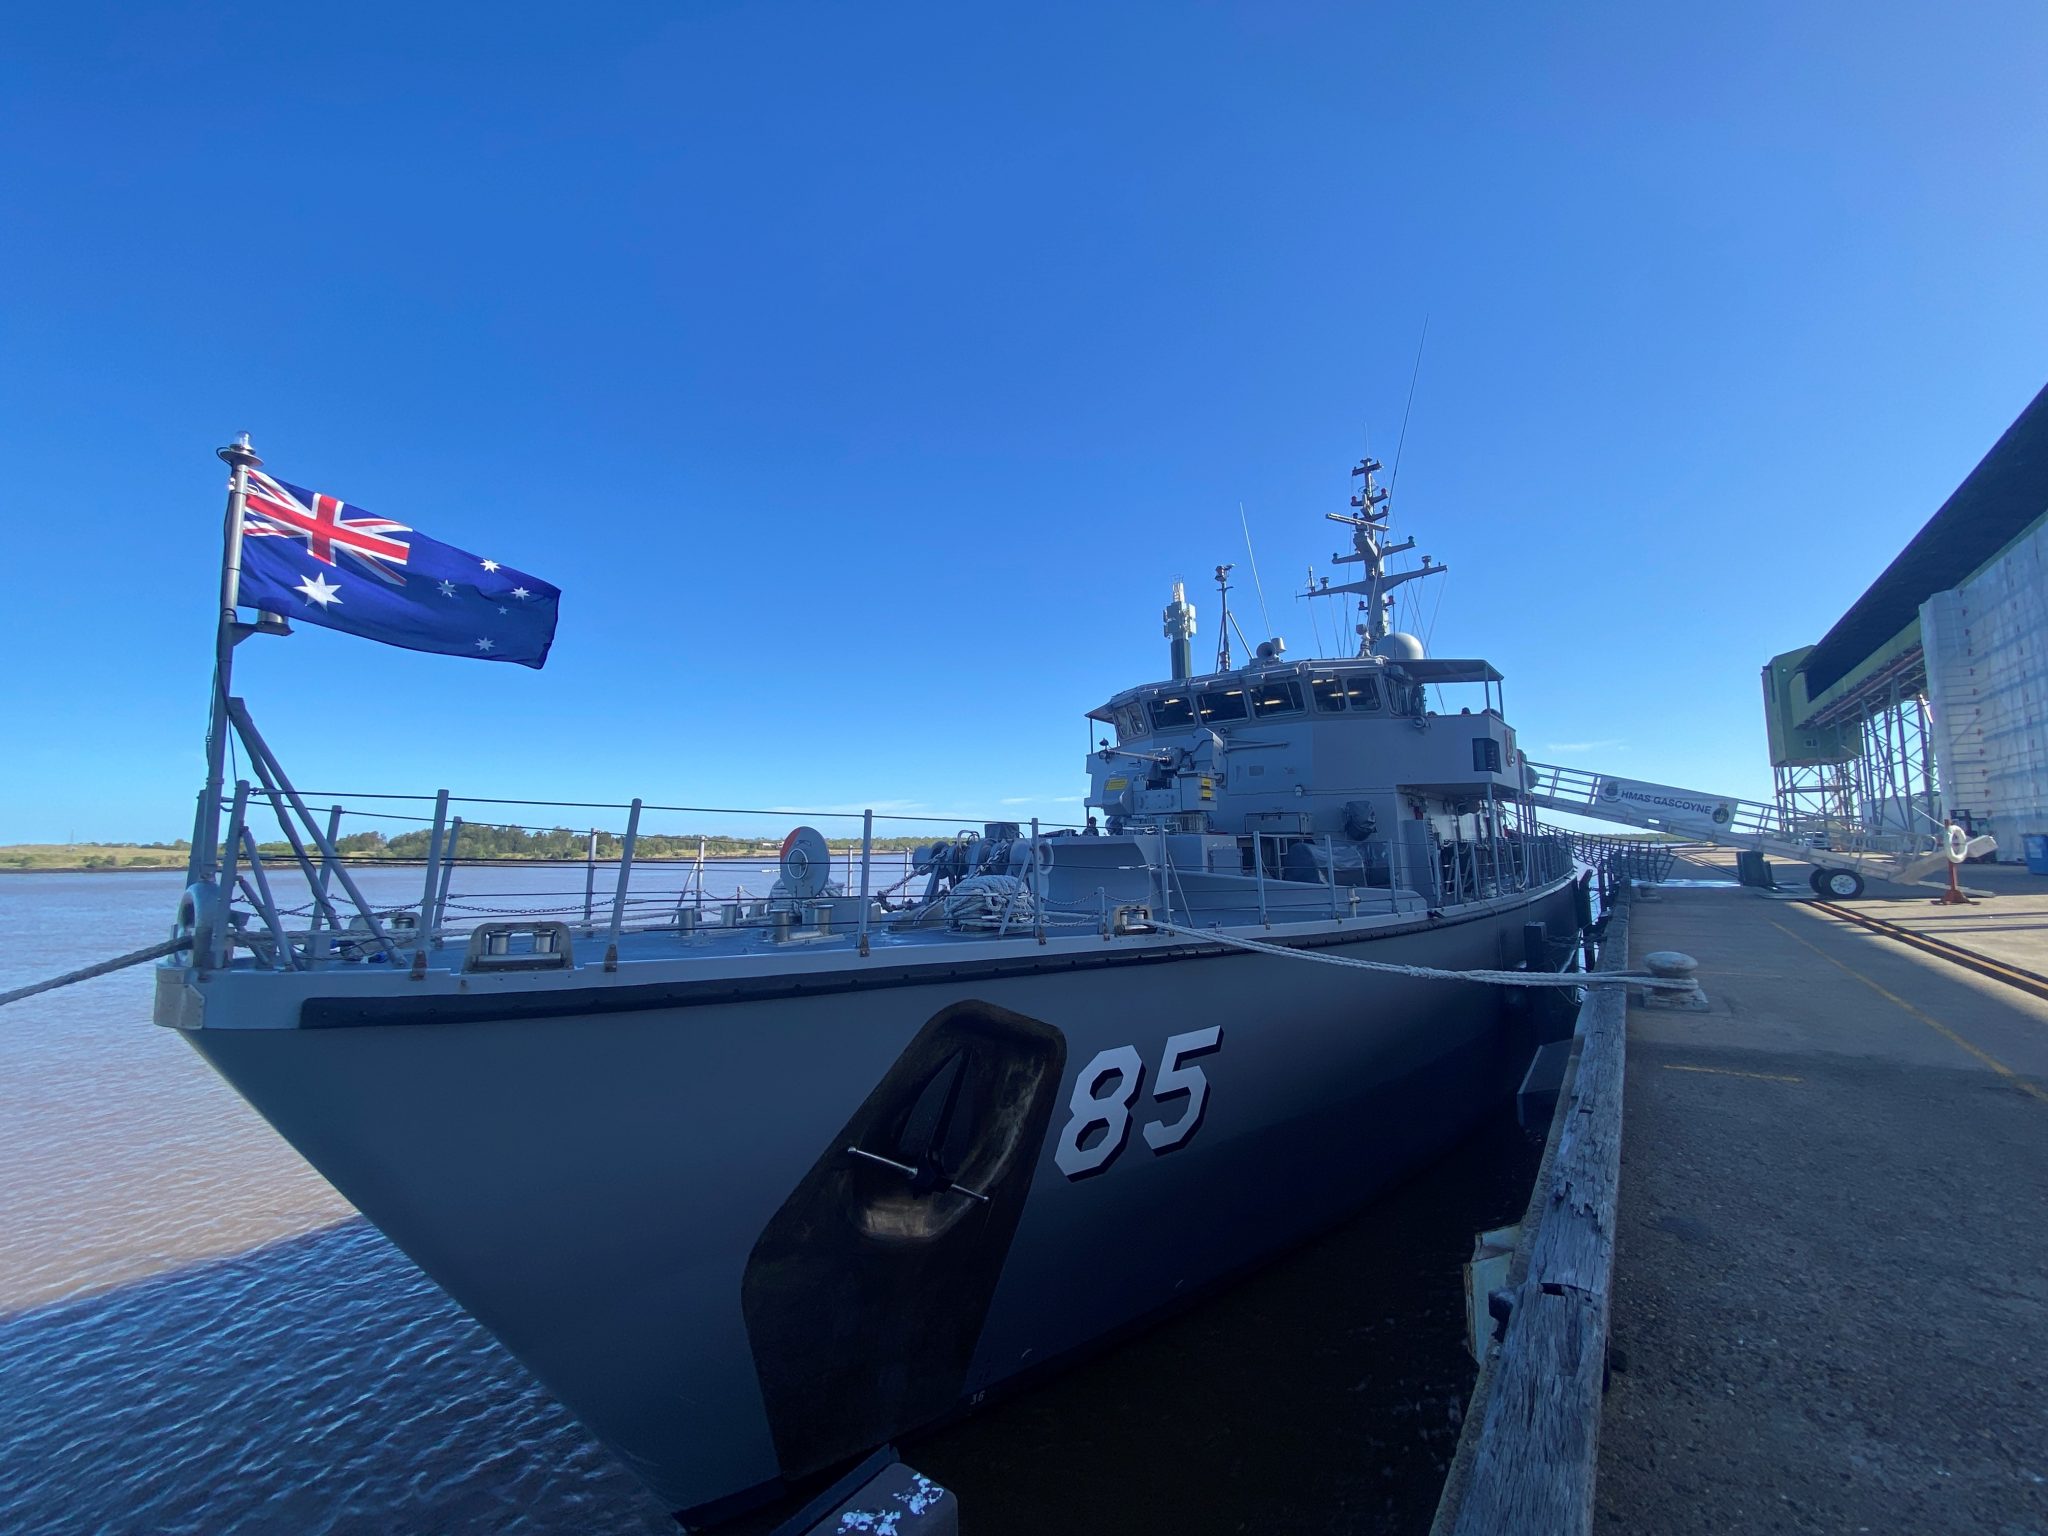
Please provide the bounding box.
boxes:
[1053,1027,1223,1180]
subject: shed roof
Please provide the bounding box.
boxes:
[1799,380,2048,697]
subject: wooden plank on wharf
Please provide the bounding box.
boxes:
[1434,892,1631,1536]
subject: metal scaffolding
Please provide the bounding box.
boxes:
[1772,760,1856,842]
[1796,648,1941,849]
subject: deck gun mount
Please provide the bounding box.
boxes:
[1093,730,1230,834]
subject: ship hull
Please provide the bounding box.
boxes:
[181,880,1579,1521]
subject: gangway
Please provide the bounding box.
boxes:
[1518,759,1992,899]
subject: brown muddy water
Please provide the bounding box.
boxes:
[0,869,1541,1535]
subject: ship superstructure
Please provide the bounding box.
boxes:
[156,447,1583,1526]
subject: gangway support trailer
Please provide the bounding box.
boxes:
[1518,760,1994,899]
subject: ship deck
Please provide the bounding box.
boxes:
[161,872,1582,1035]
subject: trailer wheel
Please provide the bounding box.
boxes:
[1807,868,1828,895]
[1819,868,1865,900]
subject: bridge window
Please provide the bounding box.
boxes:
[1310,674,1347,712]
[1346,676,1382,711]
[1251,678,1302,717]
[1113,703,1146,742]
[1149,693,1195,729]
[1198,687,1247,723]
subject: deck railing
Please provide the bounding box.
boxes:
[187,697,1580,970]
[184,696,1097,968]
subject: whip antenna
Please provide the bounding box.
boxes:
[1239,502,1275,642]
[1390,314,1429,494]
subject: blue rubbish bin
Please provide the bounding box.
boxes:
[2024,834,2048,875]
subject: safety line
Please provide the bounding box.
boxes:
[1768,916,2048,1106]
[1661,1064,1803,1084]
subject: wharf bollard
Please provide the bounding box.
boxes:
[1635,949,1708,1010]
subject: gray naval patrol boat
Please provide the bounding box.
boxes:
[157,453,1585,1526]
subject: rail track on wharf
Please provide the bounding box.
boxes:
[1809,897,2048,1004]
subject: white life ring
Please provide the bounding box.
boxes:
[1945,823,1970,864]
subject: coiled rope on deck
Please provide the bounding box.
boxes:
[1141,916,1696,992]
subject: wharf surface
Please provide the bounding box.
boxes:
[1596,855,2048,1534]
[1685,842,2048,978]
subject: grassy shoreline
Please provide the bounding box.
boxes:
[1,844,194,872]
[0,842,926,873]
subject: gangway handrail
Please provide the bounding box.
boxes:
[1518,757,1930,871]
[1518,759,1793,841]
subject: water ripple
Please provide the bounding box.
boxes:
[0,1219,675,1536]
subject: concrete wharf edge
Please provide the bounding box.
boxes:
[1430,891,1631,1536]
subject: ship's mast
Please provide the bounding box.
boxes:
[1299,456,1446,656]
[1212,563,1234,673]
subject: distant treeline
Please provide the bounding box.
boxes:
[1,827,944,872]
[0,840,193,871]
[319,826,932,861]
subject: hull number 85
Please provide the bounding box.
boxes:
[1054,1027,1224,1179]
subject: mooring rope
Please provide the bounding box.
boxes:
[0,938,191,1010]
[1141,916,1695,991]
[0,913,1687,1011]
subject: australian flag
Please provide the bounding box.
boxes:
[234,470,560,668]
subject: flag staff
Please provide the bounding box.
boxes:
[189,433,262,887]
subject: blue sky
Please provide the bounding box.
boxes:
[3,2,2044,845]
